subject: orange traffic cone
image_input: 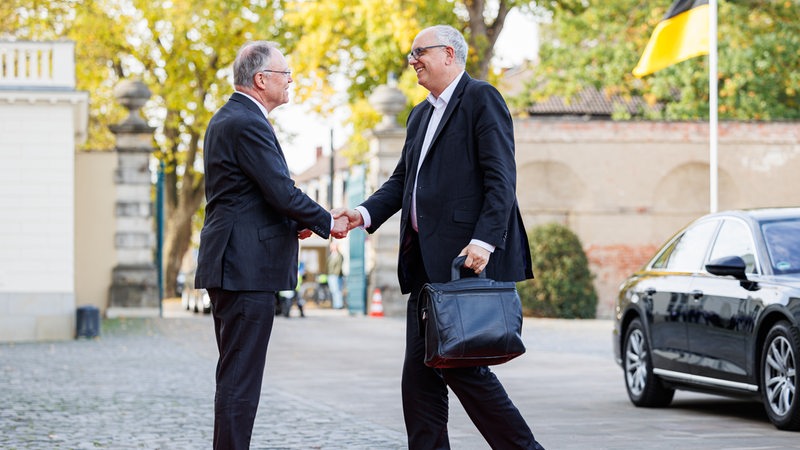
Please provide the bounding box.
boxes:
[369,288,384,317]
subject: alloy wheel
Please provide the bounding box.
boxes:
[764,335,797,417]
[625,328,648,397]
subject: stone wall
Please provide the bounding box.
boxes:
[75,151,117,315]
[514,120,800,318]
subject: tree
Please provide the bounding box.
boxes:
[282,0,546,158]
[5,0,282,296]
[511,0,799,120]
[4,0,548,298]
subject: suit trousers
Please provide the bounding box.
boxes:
[401,232,544,450]
[209,288,277,450]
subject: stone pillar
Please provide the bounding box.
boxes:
[107,80,159,318]
[365,79,407,317]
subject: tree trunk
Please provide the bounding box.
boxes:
[163,205,197,298]
[160,124,205,298]
[464,0,511,80]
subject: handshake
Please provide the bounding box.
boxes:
[298,208,364,240]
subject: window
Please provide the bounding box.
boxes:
[658,220,719,272]
[762,219,800,275]
[708,219,758,273]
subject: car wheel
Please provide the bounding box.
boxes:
[623,318,674,407]
[761,321,800,430]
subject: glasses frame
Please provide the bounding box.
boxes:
[259,69,292,77]
[406,45,448,62]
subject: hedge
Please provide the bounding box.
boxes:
[517,223,598,318]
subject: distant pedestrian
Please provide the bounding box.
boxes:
[279,272,305,318]
[326,241,345,309]
[194,40,348,450]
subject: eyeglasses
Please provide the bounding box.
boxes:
[406,45,448,62]
[259,69,292,77]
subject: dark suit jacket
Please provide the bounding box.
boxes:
[361,74,533,293]
[195,92,331,292]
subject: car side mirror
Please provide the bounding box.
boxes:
[706,255,759,291]
[706,255,748,281]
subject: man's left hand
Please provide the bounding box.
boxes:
[459,244,491,275]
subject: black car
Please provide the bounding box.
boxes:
[613,208,800,430]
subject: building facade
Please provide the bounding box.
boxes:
[0,41,89,341]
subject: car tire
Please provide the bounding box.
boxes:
[760,320,800,430]
[623,318,674,407]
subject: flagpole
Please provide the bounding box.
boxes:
[709,0,718,213]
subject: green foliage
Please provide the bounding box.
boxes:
[3,0,547,299]
[512,0,800,120]
[5,0,283,295]
[282,0,541,157]
[517,223,598,319]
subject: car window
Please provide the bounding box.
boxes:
[761,219,800,275]
[657,220,719,272]
[651,238,677,269]
[708,219,758,274]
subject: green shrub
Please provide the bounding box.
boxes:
[517,223,598,318]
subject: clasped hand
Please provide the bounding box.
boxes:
[297,208,364,240]
[330,208,363,239]
[315,209,490,275]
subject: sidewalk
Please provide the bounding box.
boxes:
[2,300,797,449]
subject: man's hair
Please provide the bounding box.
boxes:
[429,25,468,67]
[233,41,278,88]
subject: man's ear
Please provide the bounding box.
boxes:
[445,47,455,65]
[253,72,266,89]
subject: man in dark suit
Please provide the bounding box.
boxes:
[334,25,544,449]
[195,41,348,450]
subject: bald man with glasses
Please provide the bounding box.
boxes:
[335,25,545,449]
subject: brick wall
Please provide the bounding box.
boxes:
[584,244,660,318]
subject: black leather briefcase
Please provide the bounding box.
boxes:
[420,256,526,369]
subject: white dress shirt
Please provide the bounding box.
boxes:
[357,72,493,253]
[236,90,270,122]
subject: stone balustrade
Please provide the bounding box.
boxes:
[0,41,76,89]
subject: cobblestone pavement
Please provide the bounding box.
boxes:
[0,303,406,450]
[2,300,800,449]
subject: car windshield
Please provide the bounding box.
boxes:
[761,218,800,275]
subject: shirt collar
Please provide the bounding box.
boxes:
[426,70,465,108]
[235,90,270,121]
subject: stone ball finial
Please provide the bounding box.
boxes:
[369,74,406,130]
[113,80,151,126]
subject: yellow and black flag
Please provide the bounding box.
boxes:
[633,0,710,78]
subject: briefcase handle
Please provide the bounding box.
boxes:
[451,255,487,281]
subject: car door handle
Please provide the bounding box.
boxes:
[644,287,656,296]
[691,289,703,300]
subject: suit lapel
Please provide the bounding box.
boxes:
[409,103,435,176]
[419,74,470,167]
[265,120,291,174]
